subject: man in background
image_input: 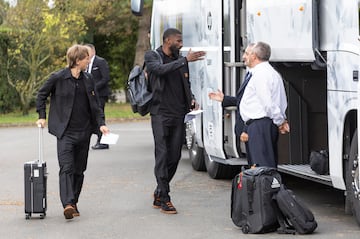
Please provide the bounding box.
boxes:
[85,44,111,150]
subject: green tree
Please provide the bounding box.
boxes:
[0,0,142,112]
[5,0,87,115]
[0,31,19,113]
[0,0,19,113]
[81,0,139,93]
[51,0,140,92]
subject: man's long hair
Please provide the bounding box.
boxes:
[67,44,89,69]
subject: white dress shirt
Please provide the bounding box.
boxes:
[240,61,287,126]
[87,55,95,73]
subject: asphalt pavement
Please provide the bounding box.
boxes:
[0,120,360,239]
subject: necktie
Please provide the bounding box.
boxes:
[237,71,252,95]
[241,71,252,89]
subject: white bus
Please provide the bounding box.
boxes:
[131,0,360,225]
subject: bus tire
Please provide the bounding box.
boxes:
[346,130,360,226]
[189,135,206,171]
[204,151,240,179]
[204,151,226,179]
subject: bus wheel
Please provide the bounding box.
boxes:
[204,151,226,179]
[188,135,206,171]
[204,151,240,179]
[346,130,360,226]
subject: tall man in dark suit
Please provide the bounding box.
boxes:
[144,28,205,214]
[85,44,111,150]
[36,44,109,220]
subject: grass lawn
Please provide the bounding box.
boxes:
[0,103,148,127]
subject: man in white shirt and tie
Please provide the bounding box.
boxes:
[240,41,290,168]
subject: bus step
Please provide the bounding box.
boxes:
[277,164,332,186]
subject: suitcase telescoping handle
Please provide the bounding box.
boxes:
[37,124,44,164]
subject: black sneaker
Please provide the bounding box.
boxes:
[153,194,161,209]
[160,201,177,214]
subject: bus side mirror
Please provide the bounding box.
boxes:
[131,0,144,16]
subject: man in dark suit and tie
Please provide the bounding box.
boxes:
[85,44,111,150]
[208,43,255,164]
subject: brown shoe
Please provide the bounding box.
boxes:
[64,205,76,219]
[72,204,80,217]
[153,194,161,209]
[160,201,177,214]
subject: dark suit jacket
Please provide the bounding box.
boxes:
[36,68,105,139]
[90,55,110,97]
[144,47,193,115]
[222,79,248,136]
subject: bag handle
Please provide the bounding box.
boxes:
[37,124,44,164]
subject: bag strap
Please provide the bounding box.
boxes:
[273,200,296,234]
[142,49,161,70]
[247,176,255,214]
[272,186,296,234]
[153,49,163,64]
[147,50,163,92]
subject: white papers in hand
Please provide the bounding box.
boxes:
[184,110,203,123]
[100,133,119,145]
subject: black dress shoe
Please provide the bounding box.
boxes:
[91,143,109,150]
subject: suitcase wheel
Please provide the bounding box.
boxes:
[242,224,249,234]
[40,213,46,219]
[25,213,31,220]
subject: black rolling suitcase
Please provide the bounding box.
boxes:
[24,125,47,219]
[231,167,282,234]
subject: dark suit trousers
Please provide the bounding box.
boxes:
[95,96,108,141]
[151,115,184,201]
[247,118,279,168]
[57,130,91,207]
